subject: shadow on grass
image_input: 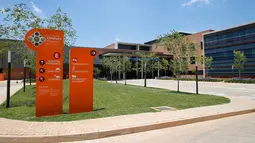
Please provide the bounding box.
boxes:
[62,108,105,114]
[94,108,105,111]
[11,100,35,107]
[123,84,196,95]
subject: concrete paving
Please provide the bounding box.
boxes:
[0,95,254,142]
[116,79,255,100]
[78,113,255,143]
[0,80,23,104]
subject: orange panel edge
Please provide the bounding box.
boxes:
[69,47,98,114]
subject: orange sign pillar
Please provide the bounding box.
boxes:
[69,48,98,114]
[25,29,64,117]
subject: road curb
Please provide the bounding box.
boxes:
[1,108,255,143]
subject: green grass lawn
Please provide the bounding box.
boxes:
[0,80,230,121]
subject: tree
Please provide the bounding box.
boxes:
[147,58,163,79]
[101,56,120,83]
[200,56,213,77]
[135,52,156,87]
[157,30,196,92]
[93,67,101,79]
[162,58,169,76]
[114,56,123,83]
[233,50,247,78]
[0,3,77,74]
[102,57,114,83]
[122,56,132,85]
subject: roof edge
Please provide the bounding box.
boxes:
[203,21,255,36]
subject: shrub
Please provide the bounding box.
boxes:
[25,78,36,82]
[98,78,107,81]
[224,79,255,84]
[159,77,223,82]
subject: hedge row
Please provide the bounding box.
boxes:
[224,80,255,84]
[160,77,255,84]
[25,78,36,82]
[160,78,223,82]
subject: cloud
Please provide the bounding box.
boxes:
[181,0,212,7]
[115,35,121,42]
[30,1,43,15]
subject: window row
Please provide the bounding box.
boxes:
[204,27,255,42]
[211,62,255,67]
[209,69,255,72]
[206,50,255,58]
[205,43,255,54]
[208,58,255,64]
[205,33,255,46]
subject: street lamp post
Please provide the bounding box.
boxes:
[115,66,118,84]
[195,61,198,94]
[124,57,127,85]
[144,62,147,87]
[231,65,234,79]
[23,59,26,92]
[157,59,160,79]
[6,51,11,108]
[29,68,32,86]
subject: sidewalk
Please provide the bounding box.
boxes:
[0,80,23,105]
[0,95,255,142]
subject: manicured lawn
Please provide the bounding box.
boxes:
[0,80,230,121]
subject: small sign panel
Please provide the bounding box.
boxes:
[25,29,64,117]
[69,48,98,114]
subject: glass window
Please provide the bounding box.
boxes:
[252,49,255,55]
[190,57,196,64]
[139,46,150,51]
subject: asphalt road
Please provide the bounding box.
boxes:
[71,113,255,143]
[116,79,255,100]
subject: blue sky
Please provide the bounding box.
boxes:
[1,0,254,48]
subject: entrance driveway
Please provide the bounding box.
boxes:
[116,79,255,100]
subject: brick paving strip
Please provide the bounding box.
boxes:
[0,83,255,142]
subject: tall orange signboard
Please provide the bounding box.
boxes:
[25,29,64,117]
[69,48,97,114]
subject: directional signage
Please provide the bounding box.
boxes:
[69,48,98,114]
[25,29,64,117]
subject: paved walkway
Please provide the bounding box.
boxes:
[78,113,255,143]
[0,80,23,105]
[0,80,255,142]
[0,95,255,142]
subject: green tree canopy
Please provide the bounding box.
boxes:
[0,3,77,72]
[161,58,169,76]
[233,50,247,78]
[157,30,196,92]
[101,56,121,82]
[200,55,213,77]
